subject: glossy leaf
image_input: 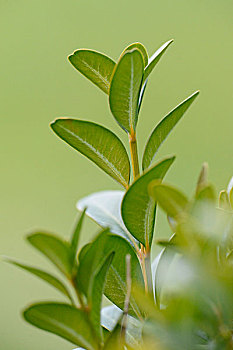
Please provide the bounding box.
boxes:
[70,209,86,263]
[148,183,189,218]
[77,230,143,317]
[77,191,134,244]
[27,232,73,278]
[142,91,199,170]
[143,39,173,82]
[109,48,144,133]
[122,157,175,247]
[88,252,114,342]
[23,303,98,350]
[121,42,148,66]
[51,119,130,188]
[5,258,73,302]
[68,49,116,94]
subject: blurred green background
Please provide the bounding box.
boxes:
[1,0,232,348]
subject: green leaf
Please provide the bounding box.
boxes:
[109,48,144,133]
[77,230,143,317]
[23,303,98,350]
[227,177,233,208]
[138,79,148,113]
[78,243,91,263]
[143,39,173,82]
[51,119,130,188]
[148,183,189,218]
[196,162,209,196]
[101,305,122,331]
[230,189,233,209]
[27,232,73,278]
[71,209,86,264]
[122,157,175,248]
[219,190,231,211]
[142,91,199,170]
[103,322,123,350]
[68,49,116,94]
[4,258,73,302]
[152,234,176,306]
[77,191,135,244]
[121,42,148,66]
[88,252,115,342]
[101,305,142,348]
[196,184,216,203]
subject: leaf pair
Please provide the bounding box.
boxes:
[77,156,175,250]
[68,40,174,135]
[51,42,199,190]
[77,229,144,318]
[68,40,172,96]
[23,248,114,349]
[50,90,199,188]
[109,41,174,134]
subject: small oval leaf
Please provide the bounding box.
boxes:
[51,119,130,188]
[142,91,199,170]
[23,303,98,350]
[68,49,116,94]
[122,157,175,248]
[27,232,73,278]
[109,49,144,133]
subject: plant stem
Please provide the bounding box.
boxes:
[71,277,86,309]
[121,254,131,343]
[129,131,140,180]
[145,250,153,295]
[128,131,153,297]
[140,246,148,293]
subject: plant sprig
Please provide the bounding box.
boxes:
[5,40,232,350]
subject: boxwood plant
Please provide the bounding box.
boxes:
[6,40,233,350]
